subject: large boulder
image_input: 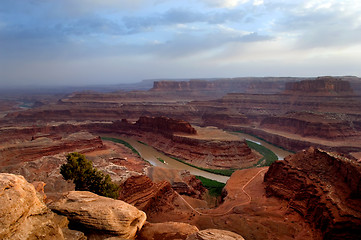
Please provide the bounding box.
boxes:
[0,173,64,239]
[186,229,245,240]
[50,191,146,239]
[138,222,199,240]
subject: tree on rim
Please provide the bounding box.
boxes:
[60,152,119,199]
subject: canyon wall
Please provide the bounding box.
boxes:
[264,147,361,239]
[260,112,357,139]
[285,76,353,95]
[135,116,197,135]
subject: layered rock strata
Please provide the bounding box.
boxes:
[135,116,197,135]
[264,147,361,239]
[284,76,353,95]
[119,175,178,213]
[0,131,103,166]
[260,112,357,139]
[186,229,245,240]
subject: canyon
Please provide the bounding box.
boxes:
[2,76,360,157]
[1,76,361,239]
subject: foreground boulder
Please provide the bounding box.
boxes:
[0,173,64,239]
[186,229,245,240]
[50,191,146,239]
[138,222,199,240]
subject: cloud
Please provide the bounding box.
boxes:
[201,0,250,8]
[269,0,361,49]
[1,0,361,87]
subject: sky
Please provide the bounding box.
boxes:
[1,0,361,87]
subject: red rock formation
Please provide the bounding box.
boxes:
[135,116,197,135]
[119,175,179,214]
[0,132,104,167]
[285,76,353,95]
[151,77,296,94]
[147,167,206,199]
[264,147,361,239]
[138,222,199,240]
[260,112,357,139]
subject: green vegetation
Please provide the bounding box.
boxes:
[102,136,277,178]
[137,140,148,145]
[246,140,278,166]
[60,152,119,199]
[157,157,165,164]
[196,176,225,196]
[101,137,141,156]
[234,130,295,153]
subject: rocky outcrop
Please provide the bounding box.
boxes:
[135,116,197,135]
[119,175,177,212]
[285,76,353,95]
[138,222,199,240]
[186,229,245,240]
[146,167,206,199]
[0,131,104,167]
[264,147,361,239]
[50,191,146,239]
[0,173,64,239]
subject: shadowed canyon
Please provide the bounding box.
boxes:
[1,76,361,240]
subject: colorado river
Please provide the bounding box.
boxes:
[106,131,293,184]
[117,137,230,183]
[231,132,293,160]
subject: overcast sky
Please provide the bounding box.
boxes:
[1,0,361,87]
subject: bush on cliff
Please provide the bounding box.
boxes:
[60,152,119,199]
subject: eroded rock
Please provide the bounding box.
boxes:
[264,147,361,239]
[50,191,146,239]
[186,229,245,240]
[0,173,64,240]
[138,222,199,240]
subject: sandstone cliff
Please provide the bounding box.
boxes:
[260,112,358,139]
[119,175,179,214]
[285,76,353,95]
[264,147,361,239]
[135,116,197,135]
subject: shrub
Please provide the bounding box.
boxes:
[60,152,119,199]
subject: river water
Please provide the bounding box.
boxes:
[116,132,293,184]
[230,132,293,160]
[119,137,230,183]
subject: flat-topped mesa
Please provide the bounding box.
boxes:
[264,147,361,239]
[151,80,214,91]
[151,78,292,94]
[284,76,353,95]
[135,116,197,135]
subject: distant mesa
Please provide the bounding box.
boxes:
[284,76,353,95]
